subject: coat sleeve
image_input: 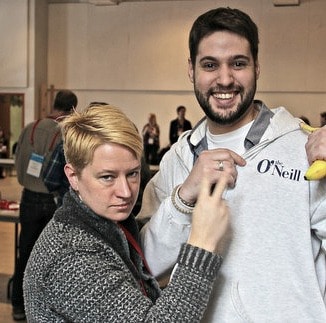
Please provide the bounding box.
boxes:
[43,242,222,322]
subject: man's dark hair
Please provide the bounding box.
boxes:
[189,7,259,66]
[53,90,78,112]
[176,105,186,113]
[320,112,326,118]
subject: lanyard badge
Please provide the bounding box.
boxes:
[26,152,44,178]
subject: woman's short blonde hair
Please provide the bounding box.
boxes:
[60,104,143,175]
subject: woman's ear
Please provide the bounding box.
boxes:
[64,163,79,191]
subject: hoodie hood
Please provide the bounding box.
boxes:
[174,101,302,163]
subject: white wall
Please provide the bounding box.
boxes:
[0,0,48,126]
[0,0,28,88]
[47,0,326,147]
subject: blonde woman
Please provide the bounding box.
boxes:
[23,104,230,322]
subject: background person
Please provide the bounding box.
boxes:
[0,127,9,178]
[137,7,326,322]
[142,113,160,165]
[299,115,310,126]
[169,105,192,145]
[320,111,326,127]
[42,140,68,207]
[23,104,229,322]
[12,90,77,321]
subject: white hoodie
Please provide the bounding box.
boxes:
[138,102,326,322]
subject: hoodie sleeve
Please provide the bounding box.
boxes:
[309,179,326,301]
[137,144,193,278]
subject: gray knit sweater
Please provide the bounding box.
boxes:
[23,189,222,322]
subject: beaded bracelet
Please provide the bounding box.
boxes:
[176,185,196,208]
[171,185,195,215]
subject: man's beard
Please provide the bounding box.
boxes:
[194,81,257,126]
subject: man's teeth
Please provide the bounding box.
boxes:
[214,93,234,99]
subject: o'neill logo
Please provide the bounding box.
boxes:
[257,159,302,181]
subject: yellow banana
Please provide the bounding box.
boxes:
[304,160,326,181]
[300,122,326,180]
[300,122,319,133]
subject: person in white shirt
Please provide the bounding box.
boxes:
[137,7,326,322]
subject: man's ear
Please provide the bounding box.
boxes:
[64,163,78,191]
[188,58,194,84]
[255,61,260,80]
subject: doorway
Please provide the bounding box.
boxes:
[0,94,24,157]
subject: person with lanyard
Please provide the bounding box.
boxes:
[42,140,69,207]
[12,90,77,321]
[23,104,229,322]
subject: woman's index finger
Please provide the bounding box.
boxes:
[211,175,228,200]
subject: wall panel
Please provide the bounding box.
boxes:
[0,0,28,88]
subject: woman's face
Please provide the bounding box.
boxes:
[65,143,141,222]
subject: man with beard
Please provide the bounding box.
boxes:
[137,7,326,322]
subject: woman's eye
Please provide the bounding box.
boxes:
[101,175,114,181]
[128,171,140,179]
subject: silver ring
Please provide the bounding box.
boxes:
[217,160,224,171]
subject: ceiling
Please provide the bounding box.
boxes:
[48,0,195,4]
[48,0,300,6]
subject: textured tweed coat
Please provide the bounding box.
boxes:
[23,189,222,322]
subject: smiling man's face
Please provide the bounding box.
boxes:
[188,30,260,134]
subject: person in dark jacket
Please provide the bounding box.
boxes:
[169,105,192,145]
[23,103,230,322]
